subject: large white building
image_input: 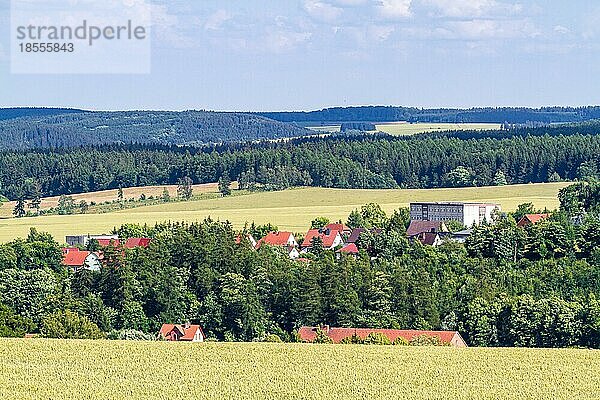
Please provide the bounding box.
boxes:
[410,202,500,227]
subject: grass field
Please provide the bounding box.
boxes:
[1,340,599,400]
[307,122,501,135]
[0,183,569,243]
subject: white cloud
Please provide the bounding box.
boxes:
[420,0,522,19]
[446,19,539,40]
[204,9,232,31]
[303,0,344,22]
[553,25,570,35]
[377,0,413,19]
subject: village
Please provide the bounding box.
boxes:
[58,201,553,346]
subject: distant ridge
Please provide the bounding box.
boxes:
[0,107,86,121]
[256,105,600,125]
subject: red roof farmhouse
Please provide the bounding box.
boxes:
[298,326,467,347]
[159,324,205,342]
[62,248,101,272]
[517,213,550,227]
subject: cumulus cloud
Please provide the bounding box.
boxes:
[419,0,522,19]
[204,9,232,31]
[377,0,413,19]
[303,0,344,22]
[446,19,539,40]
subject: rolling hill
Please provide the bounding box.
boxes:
[0,110,311,149]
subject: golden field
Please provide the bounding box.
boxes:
[0,183,570,243]
[0,340,599,400]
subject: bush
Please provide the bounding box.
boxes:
[363,332,392,345]
[107,329,155,341]
[0,303,35,338]
[263,334,283,343]
[41,310,105,339]
[409,335,448,346]
[312,328,334,344]
[393,337,409,346]
[340,334,364,344]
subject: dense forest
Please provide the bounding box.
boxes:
[259,106,600,124]
[0,110,311,150]
[1,123,600,199]
[0,108,84,121]
[1,182,599,347]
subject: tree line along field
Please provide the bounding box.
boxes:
[0,183,570,243]
[307,122,501,135]
[1,340,599,400]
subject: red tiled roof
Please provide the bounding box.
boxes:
[339,243,359,254]
[326,223,350,233]
[159,324,205,341]
[125,238,152,249]
[302,229,341,248]
[298,326,465,346]
[257,232,294,248]
[407,221,444,237]
[62,250,92,267]
[518,214,550,227]
[347,228,383,244]
[97,239,121,247]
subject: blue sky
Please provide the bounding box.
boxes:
[0,0,599,111]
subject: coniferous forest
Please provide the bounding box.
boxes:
[1,122,600,199]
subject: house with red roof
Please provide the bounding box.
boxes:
[62,248,101,272]
[301,228,344,251]
[124,238,152,249]
[338,243,359,256]
[256,232,299,259]
[415,232,444,247]
[159,323,205,342]
[235,234,258,248]
[517,214,550,228]
[325,223,352,236]
[298,326,467,347]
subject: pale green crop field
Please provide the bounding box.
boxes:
[0,183,569,243]
[307,122,501,135]
[0,340,599,400]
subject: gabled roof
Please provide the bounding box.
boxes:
[302,229,341,248]
[257,232,294,248]
[62,250,96,267]
[339,243,359,254]
[124,238,152,249]
[406,220,445,237]
[325,223,351,233]
[418,232,440,246]
[518,213,550,227]
[96,239,121,247]
[346,228,383,244]
[298,326,466,347]
[159,324,205,341]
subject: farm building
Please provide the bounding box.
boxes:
[62,248,101,272]
[410,202,500,227]
[159,324,205,342]
[517,213,550,227]
[298,326,467,347]
[302,228,344,250]
[324,223,352,236]
[406,220,448,238]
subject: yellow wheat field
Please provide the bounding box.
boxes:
[0,340,599,400]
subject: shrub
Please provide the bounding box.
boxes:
[0,303,35,338]
[340,334,364,344]
[363,332,392,345]
[107,329,155,341]
[41,310,105,339]
[409,335,448,347]
[263,334,283,343]
[312,328,334,344]
[393,337,409,346]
